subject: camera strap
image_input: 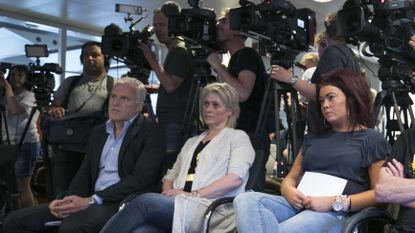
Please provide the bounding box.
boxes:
[63,75,114,114]
[63,75,82,109]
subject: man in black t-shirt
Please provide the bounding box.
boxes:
[270,12,360,132]
[139,1,193,157]
[207,8,268,191]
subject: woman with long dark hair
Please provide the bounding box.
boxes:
[233,69,391,233]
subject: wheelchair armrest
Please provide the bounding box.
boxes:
[202,197,235,233]
[342,207,396,233]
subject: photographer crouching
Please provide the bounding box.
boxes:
[46,41,114,196]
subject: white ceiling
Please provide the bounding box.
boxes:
[0,0,346,63]
[0,0,345,35]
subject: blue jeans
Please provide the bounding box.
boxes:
[100,193,174,233]
[14,142,40,177]
[233,192,347,233]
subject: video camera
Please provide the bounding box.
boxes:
[337,0,415,90]
[102,4,154,83]
[229,0,316,67]
[168,0,219,52]
[25,44,61,107]
[338,0,415,58]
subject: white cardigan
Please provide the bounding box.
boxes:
[164,127,255,198]
[165,127,255,233]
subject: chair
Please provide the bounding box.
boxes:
[342,206,396,233]
[202,148,267,233]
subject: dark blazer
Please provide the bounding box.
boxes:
[66,114,165,203]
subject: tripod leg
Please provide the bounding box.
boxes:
[391,92,405,132]
[370,91,387,129]
[145,94,156,122]
[273,83,287,178]
[181,78,202,147]
[408,106,415,128]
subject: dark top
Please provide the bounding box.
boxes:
[66,114,166,203]
[183,140,210,192]
[227,47,267,133]
[389,128,415,233]
[308,44,360,132]
[301,129,391,195]
[156,41,193,126]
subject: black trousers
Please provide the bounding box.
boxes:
[52,148,85,196]
[2,202,118,233]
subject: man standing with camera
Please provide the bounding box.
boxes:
[270,12,360,132]
[206,9,268,191]
[47,41,114,196]
[138,1,193,168]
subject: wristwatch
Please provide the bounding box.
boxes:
[88,196,97,207]
[332,195,350,212]
[289,75,298,86]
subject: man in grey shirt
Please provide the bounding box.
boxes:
[47,41,113,196]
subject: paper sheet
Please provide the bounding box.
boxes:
[297,172,347,196]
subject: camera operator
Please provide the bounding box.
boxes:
[47,41,114,196]
[270,12,360,132]
[0,65,41,208]
[138,1,193,156]
[206,8,268,191]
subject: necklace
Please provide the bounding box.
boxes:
[86,77,105,92]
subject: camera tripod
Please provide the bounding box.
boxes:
[257,74,304,178]
[257,50,306,178]
[370,80,415,144]
[180,52,215,146]
[0,102,20,213]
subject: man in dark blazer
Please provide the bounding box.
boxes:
[3,77,166,233]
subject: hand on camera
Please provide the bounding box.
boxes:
[206,52,221,68]
[138,43,154,61]
[0,74,12,95]
[48,106,66,118]
[270,65,292,83]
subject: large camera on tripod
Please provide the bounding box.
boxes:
[229,0,316,68]
[337,0,415,91]
[25,44,61,107]
[168,0,220,56]
[102,4,154,84]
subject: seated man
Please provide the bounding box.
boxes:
[2,77,166,233]
[375,128,415,233]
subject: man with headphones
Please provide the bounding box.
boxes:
[47,41,113,196]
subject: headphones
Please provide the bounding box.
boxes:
[79,41,111,70]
